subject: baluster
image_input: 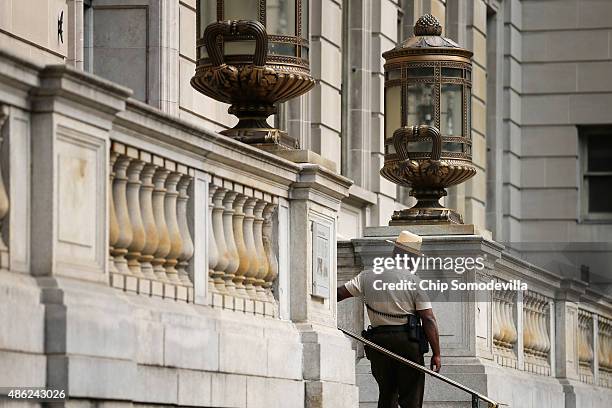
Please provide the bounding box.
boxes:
[242,197,259,297]
[253,199,269,299]
[111,155,133,277]
[222,190,239,293]
[126,159,146,278]
[0,110,9,266]
[506,292,518,346]
[212,187,229,292]
[163,171,183,284]
[108,152,119,275]
[523,296,534,354]
[540,297,551,356]
[152,167,170,282]
[208,184,220,292]
[232,193,249,295]
[139,163,159,280]
[492,292,502,346]
[262,202,278,302]
[176,173,194,286]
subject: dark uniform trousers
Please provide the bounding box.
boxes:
[365,331,425,408]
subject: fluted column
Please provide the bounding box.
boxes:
[242,197,259,297]
[176,174,194,286]
[139,163,159,279]
[152,167,170,281]
[163,172,183,283]
[208,184,220,292]
[125,159,146,277]
[111,155,133,276]
[262,202,278,302]
[212,187,229,292]
[232,194,249,295]
[253,199,269,298]
[108,152,119,274]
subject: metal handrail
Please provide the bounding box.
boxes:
[339,327,503,408]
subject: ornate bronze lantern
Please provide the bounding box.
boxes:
[381,14,476,225]
[192,0,314,149]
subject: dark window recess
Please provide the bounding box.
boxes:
[582,127,612,214]
[587,137,612,172]
[588,176,612,213]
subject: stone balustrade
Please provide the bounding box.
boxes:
[492,285,518,368]
[523,291,552,375]
[109,142,195,301]
[600,317,612,388]
[207,176,278,316]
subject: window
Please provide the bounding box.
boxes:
[580,126,612,220]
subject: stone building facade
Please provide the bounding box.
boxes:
[0,0,611,407]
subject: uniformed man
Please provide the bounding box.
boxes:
[337,231,441,408]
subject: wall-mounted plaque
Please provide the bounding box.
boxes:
[311,220,331,298]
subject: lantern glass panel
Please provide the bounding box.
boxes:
[198,0,217,36]
[443,142,464,152]
[301,0,309,38]
[407,67,434,78]
[269,42,297,56]
[408,141,432,153]
[267,0,296,36]
[225,0,260,20]
[441,84,462,136]
[441,68,463,78]
[385,85,402,140]
[407,83,435,127]
[466,87,472,140]
[225,41,256,55]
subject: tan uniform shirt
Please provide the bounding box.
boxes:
[344,268,432,327]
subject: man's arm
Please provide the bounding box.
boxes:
[337,285,354,302]
[417,308,441,372]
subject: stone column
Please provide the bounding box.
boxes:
[125,159,146,280]
[262,202,278,303]
[111,155,133,280]
[151,167,171,284]
[207,184,220,293]
[212,187,229,295]
[232,193,249,296]
[289,165,357,408]
[163,171,183,284]
[222,191,239,294]
[176,173,194,286]
[139,163,159,280]
[108,151,119,275]
[0,110,9,269]
[242,197,259,298]
[253,199,269,299]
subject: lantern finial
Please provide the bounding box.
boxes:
[414,14,442,36]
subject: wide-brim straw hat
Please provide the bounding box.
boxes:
[386,230,423,255]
